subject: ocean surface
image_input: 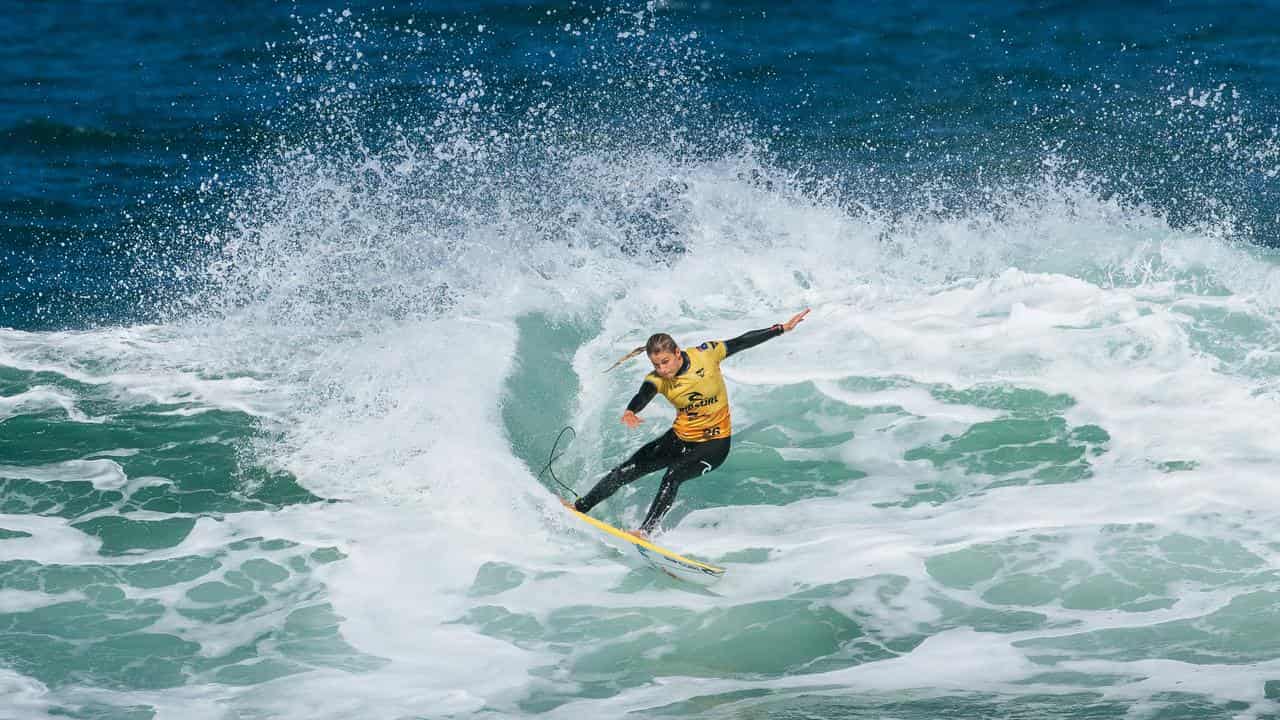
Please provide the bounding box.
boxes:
[3,1,1280,718]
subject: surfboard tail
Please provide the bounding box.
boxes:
[636,546,725,582]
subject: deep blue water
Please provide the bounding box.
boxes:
[3,1,1277,330]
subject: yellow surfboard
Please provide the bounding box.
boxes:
[564,506,725,581]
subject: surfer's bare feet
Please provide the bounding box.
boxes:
[628,529,649,540]
[559,497,575,510]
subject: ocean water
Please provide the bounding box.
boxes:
[3,1,1280,718]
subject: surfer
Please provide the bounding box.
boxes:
[567,309,810,538]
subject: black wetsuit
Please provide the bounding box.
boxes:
[574,324,783,532]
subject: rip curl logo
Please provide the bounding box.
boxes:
[695,367,706,378]
[682,391,719,411]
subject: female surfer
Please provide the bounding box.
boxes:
[567,308,810,538]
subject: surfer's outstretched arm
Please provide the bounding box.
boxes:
[619,380,657,428]
[626,381,657,413]
[723,308,810,358]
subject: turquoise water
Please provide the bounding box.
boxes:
[5,1,1280,718]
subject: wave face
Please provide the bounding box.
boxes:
[2,2,1280,718]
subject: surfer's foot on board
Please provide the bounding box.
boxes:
[627,529,650,541]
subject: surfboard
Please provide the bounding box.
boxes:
[564,505,725,582]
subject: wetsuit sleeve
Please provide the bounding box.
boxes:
[626,380,658,413]
[723,324,784,358]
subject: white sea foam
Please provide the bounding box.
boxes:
[0,458,128,490]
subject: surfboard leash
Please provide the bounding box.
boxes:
[538,425,579,500]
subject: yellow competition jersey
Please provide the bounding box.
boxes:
[647,340,731,442]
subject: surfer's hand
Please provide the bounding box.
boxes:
[621,410,643,428]
[782,308,810,332]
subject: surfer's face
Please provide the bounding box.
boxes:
[649,350,682,379]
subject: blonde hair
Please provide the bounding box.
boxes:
[603,333,679,373]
